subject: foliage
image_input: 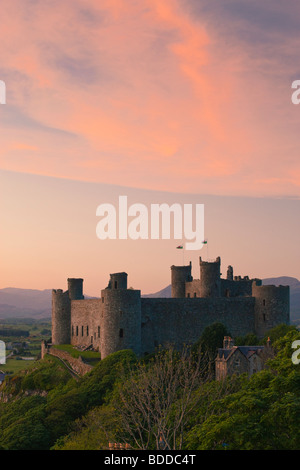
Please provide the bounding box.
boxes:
[184,328,300,450]
[234,333,259,346]
[111,346,209,450]
[0,327,299,451]
[0,349,136,450]
[192,322,231,359]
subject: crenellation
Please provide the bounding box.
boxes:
[51,256,290,358]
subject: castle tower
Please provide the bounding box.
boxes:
[52,278,84,345]
[227,265,233,281]
[108,272,128,290]
[171,263,192,298]
[252,281,290,337]
[67,278,84,300]
[200,256,221,298]
[52,289,71,345]
[100,273,141,359]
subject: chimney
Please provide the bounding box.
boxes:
[223,336,234,349]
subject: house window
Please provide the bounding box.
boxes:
[119,328,124,338]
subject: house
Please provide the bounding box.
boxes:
[215,336,272,380]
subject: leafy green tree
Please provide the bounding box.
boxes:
[234,333,259,346]
[185,329,300,450]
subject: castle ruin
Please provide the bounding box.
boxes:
[51,256,290,359]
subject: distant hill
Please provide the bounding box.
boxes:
[0,288,52,319]
[0,276,299,323]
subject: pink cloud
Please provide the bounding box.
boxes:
[0,0,299,197]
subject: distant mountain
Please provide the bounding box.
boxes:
[142,285,171,298]
[0,288,52,319]
[0,276,299,323]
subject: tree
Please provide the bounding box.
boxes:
[113,345,212,450]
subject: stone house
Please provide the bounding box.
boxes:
[215,336,273,380]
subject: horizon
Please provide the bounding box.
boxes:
[1,1,300,296]
[1,169,300,296]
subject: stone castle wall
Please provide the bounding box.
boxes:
[71,299,102,351]
[51,257,290,359]
[49,346,93,376]
[141,297,255,354]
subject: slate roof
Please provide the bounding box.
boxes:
[217,345,264,362]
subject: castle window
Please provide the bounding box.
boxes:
[119,328,124,338]
[263,299,266,306]
[187,293,190,298]
[98,326,100,338]
[194,293,197,298]
[263,314,266,322]
[86,325,89,336]
[81,326,84,336]
[114,281,118,289]
[76,326,78,336]
[102,297,104,303]
[72,325,74,337]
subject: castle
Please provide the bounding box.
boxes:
[51,256,290,359]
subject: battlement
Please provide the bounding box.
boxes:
[107,272,128,290]
[51,255,290,358]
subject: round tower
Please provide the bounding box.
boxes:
[100,273,141,359]
[52,289,71,345]
[171,263,192,298]
[227,265,233,281]
[199,256,221,298]
[252,282,290,337]
[108,272,128,290]
[67,278,84,300]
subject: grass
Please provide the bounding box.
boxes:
[1,357,38,374]
[52,344,101,364]
[0,319,52,376]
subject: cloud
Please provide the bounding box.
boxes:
[0,0,299,197]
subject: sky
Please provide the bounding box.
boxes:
[0,0,300,295]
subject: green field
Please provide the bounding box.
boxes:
[0,318,51,375]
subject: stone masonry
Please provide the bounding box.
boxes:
[51,256,290,359]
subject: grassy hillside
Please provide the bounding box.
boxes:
[0,325,299,450]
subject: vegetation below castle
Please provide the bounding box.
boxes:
[0,324,299,450]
